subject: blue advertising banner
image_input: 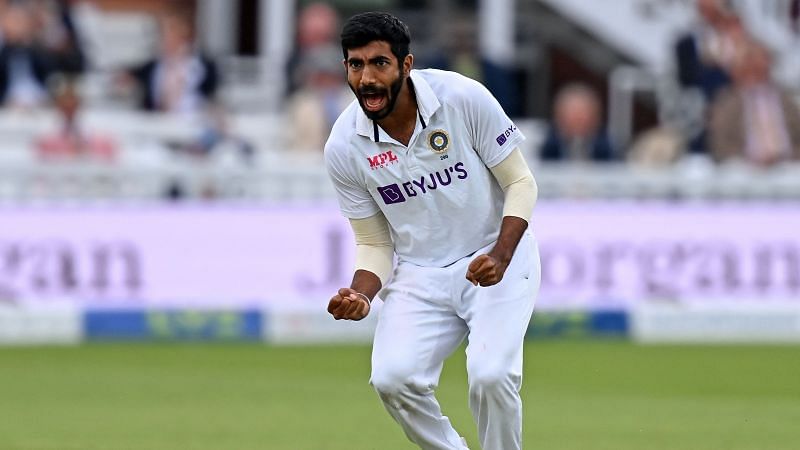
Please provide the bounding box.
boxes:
[84,309,263,341]
[526,310,628,339]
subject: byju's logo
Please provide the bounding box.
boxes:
[495,125,517,146]
[377,184,406,205]
[377,162,468,205]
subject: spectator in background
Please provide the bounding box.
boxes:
[286,2,339,96]
[35,75,116,162]
[540,83,616,162]
[675,0,745,102]
[674,0,749,154]
[627,126,686,168]
[709,42,800,167]
[184,104,254,162]
[793,0,800,34]
[285,44,352,152]
[415,14,481,82]
[0,2,53,107]
[30,0,85,74]
[128,6,218,114]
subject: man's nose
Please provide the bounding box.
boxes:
[361,65,377,85]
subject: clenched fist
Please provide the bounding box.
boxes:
[466,253,508,287]
[327,287,371,321]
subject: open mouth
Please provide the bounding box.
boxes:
[361,92,387,112]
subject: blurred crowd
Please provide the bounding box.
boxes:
[1,0,799,184]
[669,0,800,168]
[0,0,257,198]
[545,0,800,170]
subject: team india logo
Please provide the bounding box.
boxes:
[427,130,450,154]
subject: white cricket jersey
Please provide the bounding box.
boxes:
[324,69,525,268]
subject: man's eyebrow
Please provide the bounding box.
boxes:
[368,56,391,64]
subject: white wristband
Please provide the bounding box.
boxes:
[355,292,372,305]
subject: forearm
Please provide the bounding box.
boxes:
[349,213,394,300]
[352,243,392,300]
[327,217,391,321]
[354,242,393,286]
[492,148,537,221]
[350,269,383,301]
[488,148,537,264]
[489,216,528,265]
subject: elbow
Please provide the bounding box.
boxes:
[529,174,539,205]
[519,171,538,208]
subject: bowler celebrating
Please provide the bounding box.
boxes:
[324,12,540,450]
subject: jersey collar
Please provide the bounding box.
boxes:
[355,70,442,143]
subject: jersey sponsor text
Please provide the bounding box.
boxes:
[377,162,468,205]
[367,150,399,170]
[495,125,517,146]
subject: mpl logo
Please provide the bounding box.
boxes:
[367,150,398,170]
[495,125,517,146]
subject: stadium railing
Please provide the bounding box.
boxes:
[3,152,800,201]
[2,107,800,202]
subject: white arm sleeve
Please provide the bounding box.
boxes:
[349,212,394,286]
[489,148,538,222]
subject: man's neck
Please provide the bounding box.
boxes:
[376,78,418,146]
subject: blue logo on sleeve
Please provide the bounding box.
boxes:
[496,125,517,146]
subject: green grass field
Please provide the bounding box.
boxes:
[1,341,798,450]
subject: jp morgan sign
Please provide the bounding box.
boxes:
[532,202,800,309]
[0,239,141,302]
[0,203,797,309]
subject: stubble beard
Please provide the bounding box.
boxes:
[351,70,406,121]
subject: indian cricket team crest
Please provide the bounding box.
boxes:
[427,129,450,154]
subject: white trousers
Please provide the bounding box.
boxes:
[370,232,540,450]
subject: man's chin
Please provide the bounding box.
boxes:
[362,106,391,121]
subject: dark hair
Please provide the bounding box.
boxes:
[340,12,411,62]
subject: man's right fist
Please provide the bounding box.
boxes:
[327,288,371,321]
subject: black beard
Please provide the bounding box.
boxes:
[354,73,405,121]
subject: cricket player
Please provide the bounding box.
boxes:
[324,12,540,450]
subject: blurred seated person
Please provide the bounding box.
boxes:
[35,76,116,162]
[128,6,218,114]
[413,15,480,82]
[540,83,616,162]
[0,2,54,108]
[285,44,352,152]
[183,105,254,162]
[627,126,685,168]
[286,2,340,95]
[675,0,745,102]
[675,0,749,154]
[30,0,86,74]
[709,42,800,167]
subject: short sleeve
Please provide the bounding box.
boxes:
[324,143,380,219]
[462,79,526,168]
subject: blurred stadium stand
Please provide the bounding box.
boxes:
[2,0,800,345]
[0,0,798,200]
